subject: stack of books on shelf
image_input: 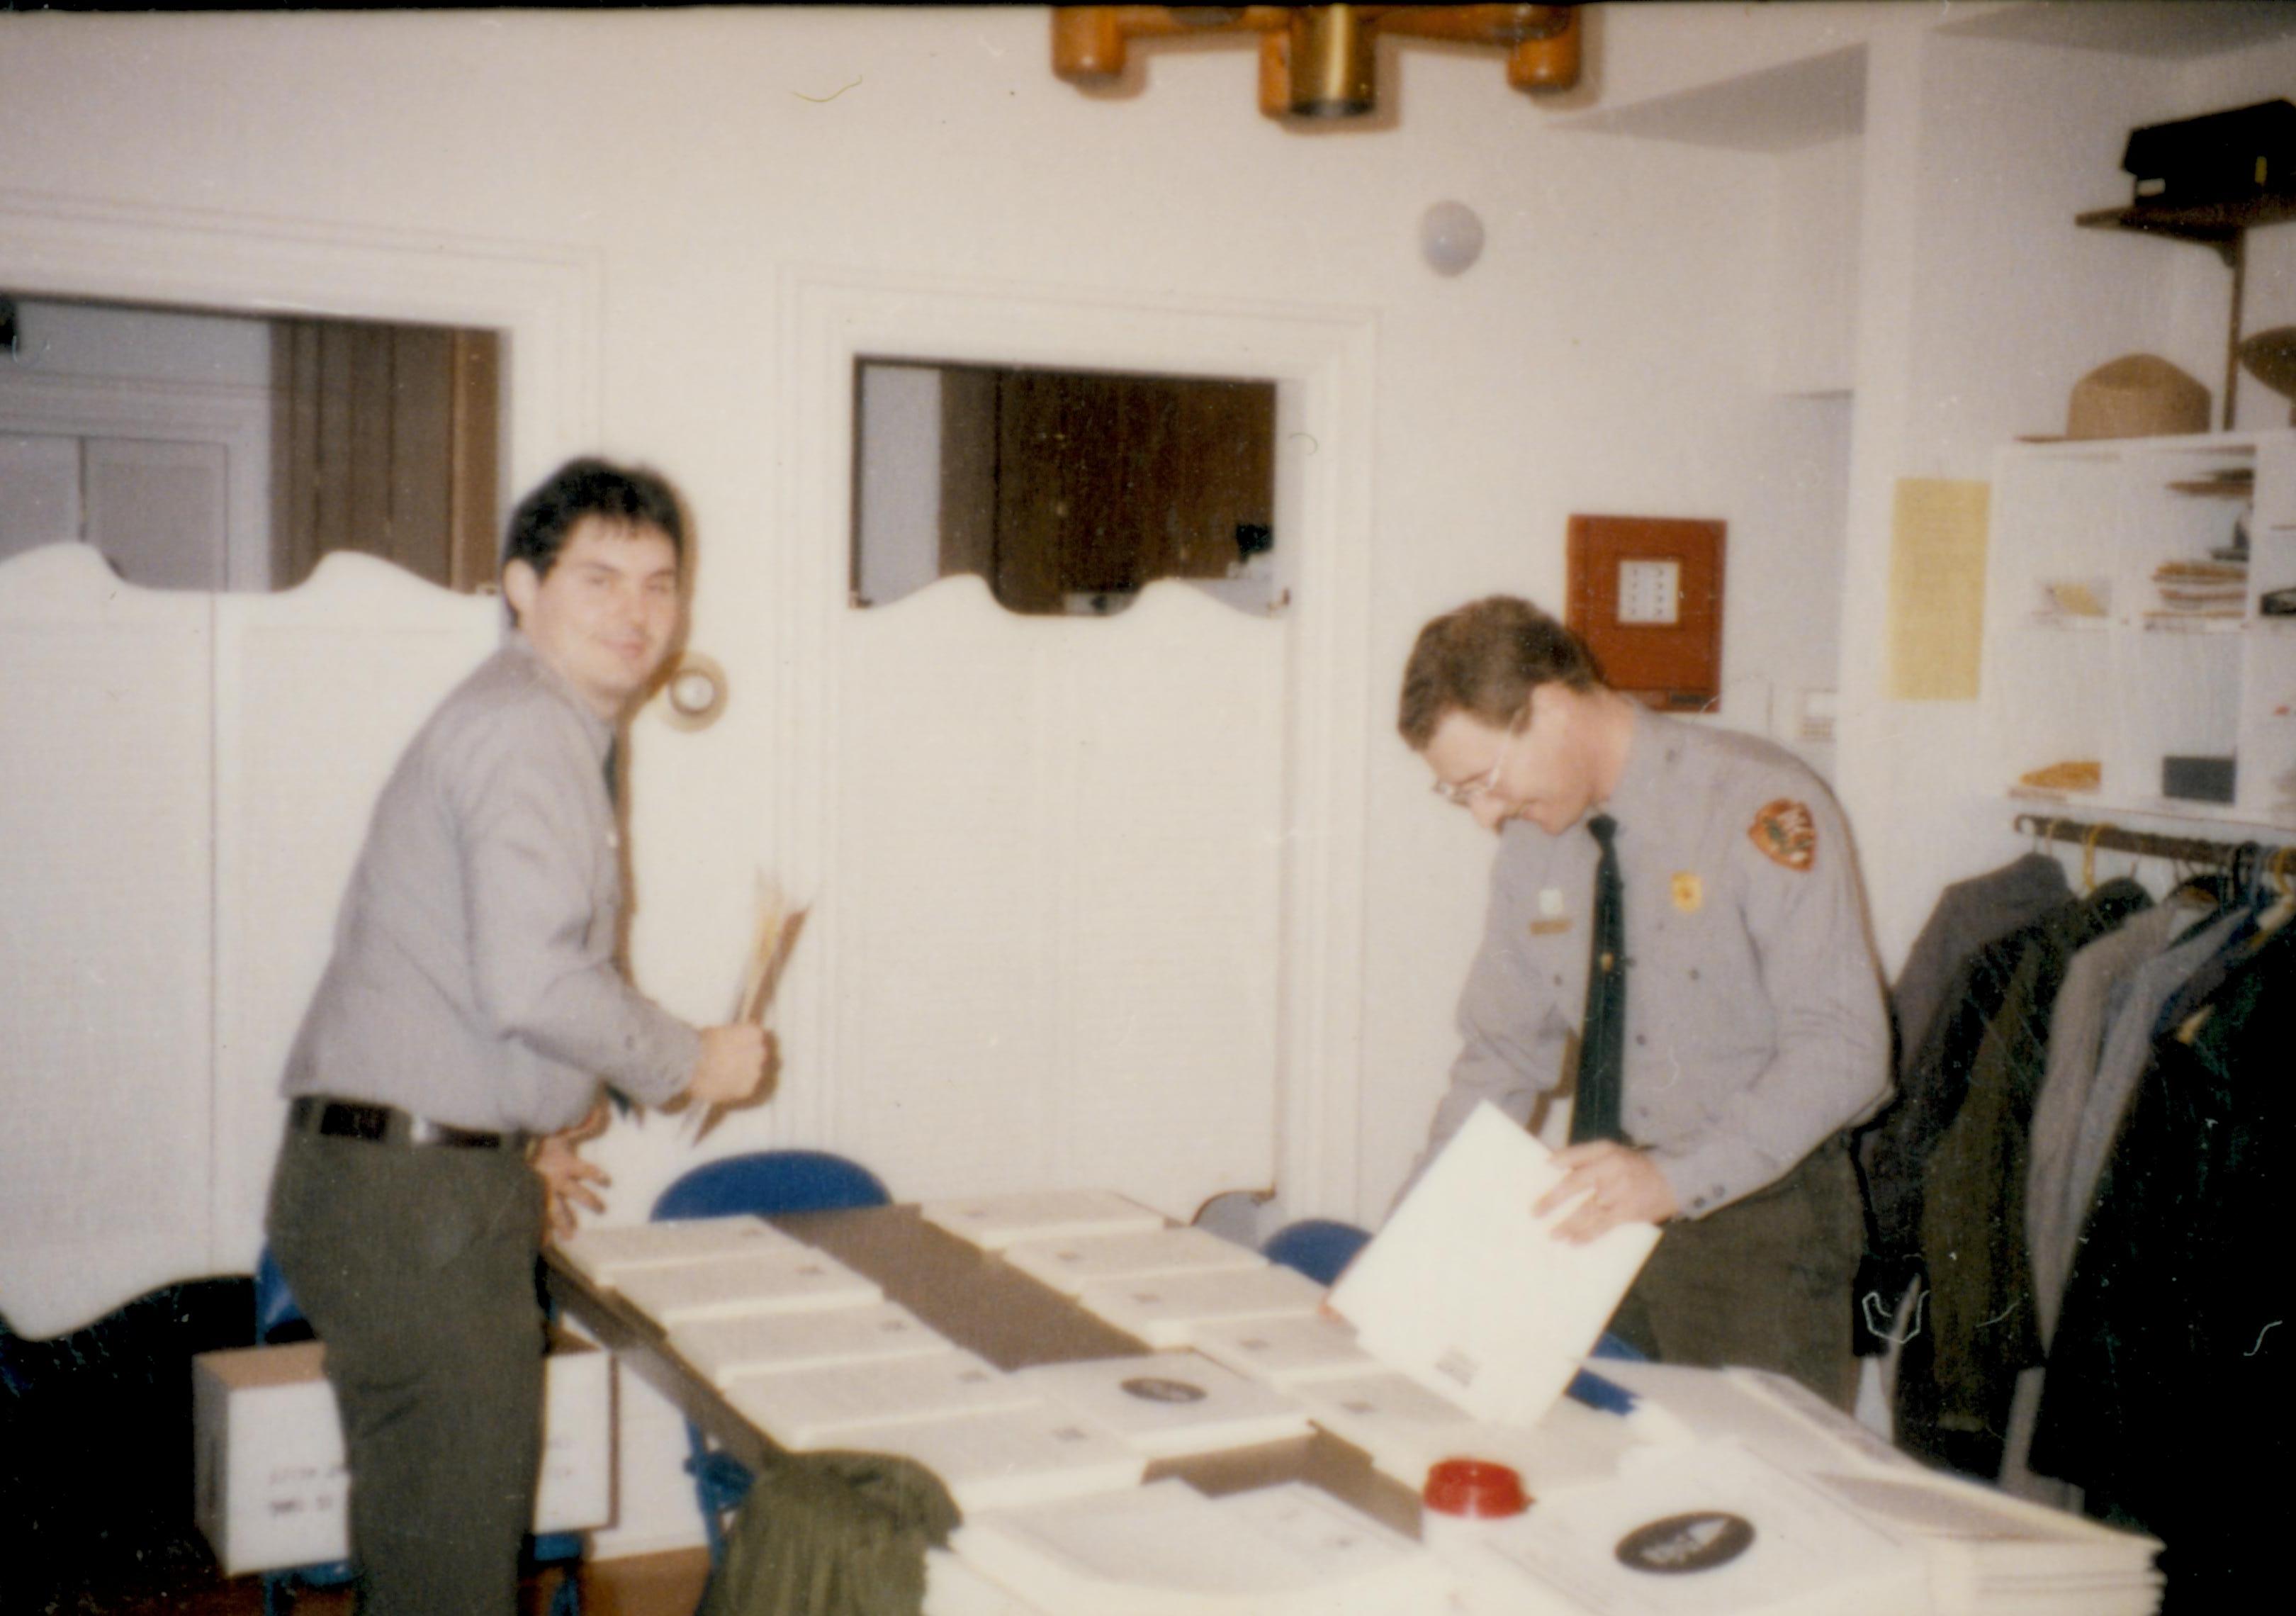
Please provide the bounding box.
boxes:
[2147,557,2246,622]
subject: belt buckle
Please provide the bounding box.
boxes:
[407,1113,451,1146]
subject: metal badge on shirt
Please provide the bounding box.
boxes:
[1529,886,1572,936]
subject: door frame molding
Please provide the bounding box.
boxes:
[0,189,600,1269]
[0,190,600,518]
[777,264,1377,1218]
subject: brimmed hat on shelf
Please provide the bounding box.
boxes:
[2066,354,2211,439]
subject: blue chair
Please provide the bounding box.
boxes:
[648,1150,892,1566]
[1261,1218,1371,1286]
[1257,1219,1646,1413]
[252,1248,585,1616]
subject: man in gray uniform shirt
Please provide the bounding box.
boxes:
[1400,596,1889,1408]
[266,458,770,1615]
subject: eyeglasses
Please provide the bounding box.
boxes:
[1431,716,1525,807]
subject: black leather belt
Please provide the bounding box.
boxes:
[289,1096,526,1151]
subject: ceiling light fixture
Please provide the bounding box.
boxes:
[1051,4,1582,121]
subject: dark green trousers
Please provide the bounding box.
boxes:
[266,1126,546,1616]
[1606,1140,1863,1410]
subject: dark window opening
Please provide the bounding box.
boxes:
[851,359,1281,616]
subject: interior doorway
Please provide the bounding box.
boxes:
[0,295,500,593]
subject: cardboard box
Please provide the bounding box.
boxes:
[191,1332,611,1576]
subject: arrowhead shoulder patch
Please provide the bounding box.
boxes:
[1749,799,1817,871]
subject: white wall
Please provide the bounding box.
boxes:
[3,4,2290,1228]
[1832,18,2296,972]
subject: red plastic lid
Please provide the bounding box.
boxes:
[1423,1457,1529,1518]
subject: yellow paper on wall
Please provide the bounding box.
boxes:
[1888,478,1990,701]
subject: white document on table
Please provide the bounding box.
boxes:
[726,1347,1039,1449]
[847,1403,1146,1515]
[1189,1312,1380,1388]
[1011,1352,1311,1458]
[1327,1101,1659,1427]
[1002,1225,1267,1296]
[1075,1263,1327,1349]
[953,1477,1443,1616]
[612,1247,882,1325]
[1465,1444,1930,1616]
[558,1215,803,1288]
[919,1189,1166,1252]
[668,1301,951,1386]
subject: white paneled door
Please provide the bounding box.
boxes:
[831,577,1285,1218]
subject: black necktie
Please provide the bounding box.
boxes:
[1572,812,1628,1145]
[602,739,621,807]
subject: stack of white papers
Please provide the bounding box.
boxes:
[1808,1470,2162,1616]
[1191,1311,1381,1388]
[1002,1225,1268,1296]
[558,1214,803,1288]
[1329,1102,1659,1427]
[668,1301,952,1386]
[955,1478,1448,1616]
[1582,1363,2162,1614]
[726,1348,1041,1449]
[840,1403,1147,1515]
[924,1547,1053,1616]
[1596,1363,1916,1477]
[612,1247,882,1325]
[1011,1352,1312,1458]
[1292,1369,1482,1486]
[1074,1264,1328,1348]
[921,1189,1167,1252]
[1456,1444,1932,1616]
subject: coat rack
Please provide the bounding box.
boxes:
[2014,811,2289,892]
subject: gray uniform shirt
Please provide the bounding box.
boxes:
[281,635,702,1132]
[1420,709,1889,1217]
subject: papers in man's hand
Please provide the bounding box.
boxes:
[1011,1352,1312,1457]
[668,1301,950,1386]
[841,1403,1147,1515]
[953,1478,1446,1616]
[557,1214,802,1288]
[611,1247,882,1325]
[726,1348,1040,1449]
[1075,1264,1328,1349]
[1002,1225,1268,1296]
[921,1189,1166,1252]
[1329,1101,1659,1426]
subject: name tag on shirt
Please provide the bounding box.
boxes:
[1530,887,1572,936]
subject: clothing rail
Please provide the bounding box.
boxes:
[2013,812,2290,889]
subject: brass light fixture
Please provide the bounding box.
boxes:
[1051,4,1582,120]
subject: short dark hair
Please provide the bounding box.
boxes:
[502,456,685,580]
[1397,595,1604,749]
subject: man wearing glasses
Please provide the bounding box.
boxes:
[1396,595,1888,1408]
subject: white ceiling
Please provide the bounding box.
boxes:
[1555,45,1866,153]
[1936,1,2296,61]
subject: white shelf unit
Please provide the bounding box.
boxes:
[1985,429,2296,831]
